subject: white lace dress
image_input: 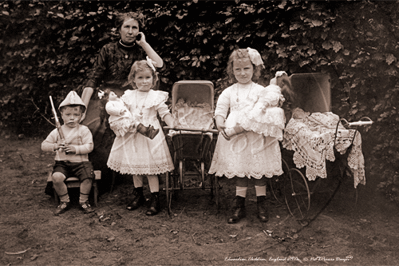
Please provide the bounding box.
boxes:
[208,82,283,179]
[107,89,174,175]
[238,84,285,141]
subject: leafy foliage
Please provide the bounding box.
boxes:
[1,0,399,202]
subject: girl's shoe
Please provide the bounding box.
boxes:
[146,126,159,140]
[227,196,246,224]
[146,192,160,216]
[137,124,159,140]
[127,187,145,210]
[257,196,269,223]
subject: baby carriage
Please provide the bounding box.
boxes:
[163,80,219,214]
[269,73,372,225]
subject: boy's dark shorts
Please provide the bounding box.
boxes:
[53,161,94,181]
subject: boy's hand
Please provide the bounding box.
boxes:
[62,144,76,154]
[55,142,65,151]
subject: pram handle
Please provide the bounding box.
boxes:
[163,126,219,134]
[340,116,373,128]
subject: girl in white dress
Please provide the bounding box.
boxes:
[209,48,283,224]
[107,58,174,216]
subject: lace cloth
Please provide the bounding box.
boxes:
[282,109,365,188]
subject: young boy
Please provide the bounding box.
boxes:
[42,91,95,215]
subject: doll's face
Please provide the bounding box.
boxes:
[109,91,118,101]
[233,58,253,85]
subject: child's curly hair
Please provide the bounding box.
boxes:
[226,48,263,83]
[127,60,159,90]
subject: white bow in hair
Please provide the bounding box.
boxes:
[247,47,264,67]
[275,71,288,77]
[98,90,105,99]
[146,56,156,72]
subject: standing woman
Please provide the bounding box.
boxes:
[80,12,163,191]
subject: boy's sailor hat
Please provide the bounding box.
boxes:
[59,91,86,112]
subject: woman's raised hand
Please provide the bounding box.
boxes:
[136,32,145,45]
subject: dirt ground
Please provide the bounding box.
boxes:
[1,135,399,266]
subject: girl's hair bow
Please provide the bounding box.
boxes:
[247,47,264,68]
[98,90,105,99]
[146,56,156,72]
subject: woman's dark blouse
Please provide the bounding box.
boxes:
[85,41,145,89]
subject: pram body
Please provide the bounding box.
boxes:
[163,80,218,214]
[270,73,369,225]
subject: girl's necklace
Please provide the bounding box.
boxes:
[136,90,149,117]
[236,82,253,104]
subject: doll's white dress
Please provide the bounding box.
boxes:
[208,82,283,179]
[105,98,136,137]
[238,84,285,141]
[107,89,174,175]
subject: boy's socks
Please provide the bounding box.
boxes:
[79,179,92,203]
[58,193,70,203]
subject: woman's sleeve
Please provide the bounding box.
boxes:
[85,46,108,88]
[214,88,231,119]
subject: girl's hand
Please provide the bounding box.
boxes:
[214,115,226,132]
[164,114,175,128]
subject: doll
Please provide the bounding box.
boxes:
[104,90,159,139]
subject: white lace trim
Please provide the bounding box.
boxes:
[108,161,174,175]
[122,90,169,109]
[283,110,366,188]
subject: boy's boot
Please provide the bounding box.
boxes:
[127,187,145,211]
[137,123,159,139]
[222,125,245,141]
[54,201,71,216]
[257,196,269,223]
[146,192,160,216]
[227,196,246,224]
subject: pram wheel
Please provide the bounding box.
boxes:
[283,168,311,222]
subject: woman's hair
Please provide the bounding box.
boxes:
[226,48,263,83]
[115,12,145,30]
[127,60,159,89]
